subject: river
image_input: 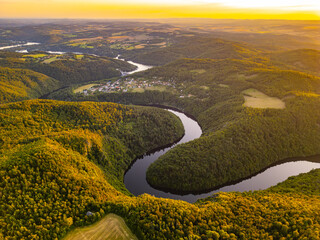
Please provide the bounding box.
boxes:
[2,43,151,75]
[115,55,153,75]
[0,42,40,50]
[124,109,320,203]
[3,41,320,202]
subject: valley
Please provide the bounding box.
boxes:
[1,19,320,240]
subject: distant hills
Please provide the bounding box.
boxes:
[0,51,135,103]
[126,37,260,65]
[270,49,320,75]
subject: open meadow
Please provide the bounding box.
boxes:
[63,214,138,240]
[242,88,286,109]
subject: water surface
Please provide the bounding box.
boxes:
[0,42,40,50]
[115,55,153,75]
[124,109,320,203]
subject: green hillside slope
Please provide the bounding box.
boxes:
[57,57,320,193]
[0,51,135,86]
[0,67,59,103]
[142,59,320,192]
[270,49,320,75]
[0,50,136,103]
[126,37,260,65]
[1,99,320,240]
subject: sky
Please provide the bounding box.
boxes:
[1,0,320,20]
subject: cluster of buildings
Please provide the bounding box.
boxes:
[83,77,175,95]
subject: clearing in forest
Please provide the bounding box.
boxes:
[242,88,285,109]
[73,84,97,93]
[43,56,59,64]
[63,214,138,240]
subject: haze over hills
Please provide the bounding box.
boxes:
[270,49,320,75]
[0,18,320,240]
[125,37,260,65]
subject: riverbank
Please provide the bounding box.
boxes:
[125,107,320,203]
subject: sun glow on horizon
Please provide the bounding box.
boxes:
[0,0,319,20]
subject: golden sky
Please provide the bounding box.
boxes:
[0,0,319,20]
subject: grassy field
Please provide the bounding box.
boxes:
[63,214,138,240]
[190,69,206,74]
[130,87,145,93]
[75,54,84,60]
[74,84,98,93]
[242,88,285,109]
[43,56,58,64]
[200,85,209,90]
[145,85,167,92]
[129,86,167,93]
[23,54,47,58]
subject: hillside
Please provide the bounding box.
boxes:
[147,95,320,192]
[270,49,320,75]
[0,51,135,86]
[269,168,320,195]
[125,37,260,65]
[54,57,320,193]
[142,59,320,192]
[0,66,59,103]
[0,50,136,103]
[1,100,320,240]
[0,100,184,191]
[0,100,184,239]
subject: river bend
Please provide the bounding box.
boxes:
[124,109,320,203]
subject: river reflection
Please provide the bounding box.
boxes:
[124,109,320,203]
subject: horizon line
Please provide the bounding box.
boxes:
[1,17,319,21]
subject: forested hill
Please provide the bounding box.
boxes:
[270,49,320,76]
[269,168,320,195]
[0,51,135,84]
[137,58,320,99]
[125,37,260,65]
[1,99,320,240]
[0,66,59,103]
[0,100,184,238]
[55,55,320,194]
[138,58,320,192]
[0,50,135,103]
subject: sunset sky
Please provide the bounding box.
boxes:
[1,0,320,20]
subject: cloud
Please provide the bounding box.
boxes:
[190,0,320,11]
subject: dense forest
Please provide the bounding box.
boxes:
[269,168,320,195]
[1,100,320,240]
[47,56,320,193]
[0,66,59,103]
[125,37,260,66]
[270,49,320,76]
[0,100,184,192]
[147,95,320,192]
[141,58,320,192]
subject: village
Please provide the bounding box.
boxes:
[82,77,176,95]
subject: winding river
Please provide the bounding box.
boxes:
[1,43,151,75]
[0,42,40,50]
[115,55,153,75]
[2,41,320,203]
[124,109,320,203]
